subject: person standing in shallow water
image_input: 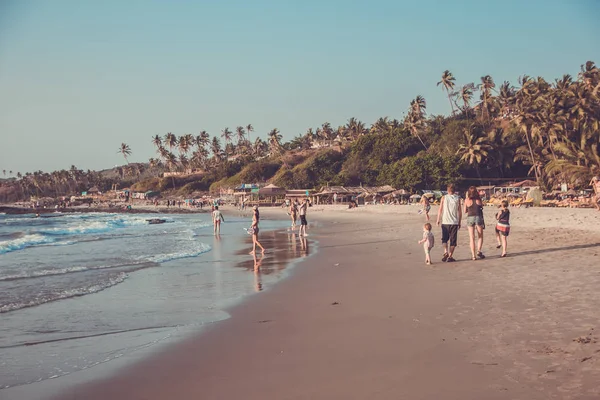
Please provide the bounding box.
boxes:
[298,198,309,237]
[250,205,265,255]
[464,186,485,261]
[212,206,224,235]
[436,184,462,262]
[289,200,298,230]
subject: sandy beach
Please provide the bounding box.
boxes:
[3,205,600,400]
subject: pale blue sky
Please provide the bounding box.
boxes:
[0,0,598,173]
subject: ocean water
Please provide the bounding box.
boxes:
[0,211,306,390]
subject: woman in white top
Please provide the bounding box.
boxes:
[212,206,224,235]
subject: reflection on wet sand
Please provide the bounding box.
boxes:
[234,229,311,291]
[253,253,264,292]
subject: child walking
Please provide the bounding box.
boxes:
[495,200,510,257]
[420,196,431,221]
[418,222,435,265]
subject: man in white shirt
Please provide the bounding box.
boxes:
[436,184,462,262]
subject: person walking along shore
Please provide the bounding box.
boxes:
[495,200,510,257]
[465,186,485,260]
[250,205,265,255]
[436,184,461,262]
[212,206,224,235]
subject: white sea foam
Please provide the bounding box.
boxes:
[40,215,148,236]
[0,234,56,254]
[0,260,150,281]
[0,272,128,313]
[146,242,212,263]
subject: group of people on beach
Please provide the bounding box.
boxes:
[285,198,310,237]
[211,198,312,257]
[212,204,266,255]
[419,184,510,265]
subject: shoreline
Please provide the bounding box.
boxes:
[0,212,307,399]
[0,205,210,215]
[4,206,600,399]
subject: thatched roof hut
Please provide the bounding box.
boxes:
[258,184,286,196]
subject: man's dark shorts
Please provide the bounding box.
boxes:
[441,224,459,246]
[300,215,307,226]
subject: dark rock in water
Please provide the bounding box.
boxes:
[147,218,167,225]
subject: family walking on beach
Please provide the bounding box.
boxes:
[420,184,510,264]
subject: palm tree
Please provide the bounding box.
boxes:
[158,145,169,160]
[486,128,516,176]
[191,147,208,169]
[455,83,475,115]
[246,124,254,143]
[221,127,232,144]
[178,154,189,171]
[371,117,391,134]
[148,158,162,177]
[404,96,428,149]
[195,131,210,149]
[118,143,132,164]
[235,126,246,144]
[479,75,496,121]
[178,134,193,155]
[268,128,283,154]
[164,132,178,151]
[514,76,542,182]
[210,137,223,162]
[411,95,427,117]
[319,122,334,141]
[252,137,265,157]
[152,134,162,149]
[437,70,456,114]
[497,81,515,118]
[346,117,366,139]
[457,130,492,182]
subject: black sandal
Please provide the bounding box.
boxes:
[477,252,485,259]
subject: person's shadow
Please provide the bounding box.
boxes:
[487,242,600,259]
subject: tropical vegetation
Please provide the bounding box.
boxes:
[1,61,598,203]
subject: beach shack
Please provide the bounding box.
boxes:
[315,186,356,204]
[257,184,286,204]
[286,189,315,202]
[233,183,260,206]
[384,189,410,203]
[83,186,100,197]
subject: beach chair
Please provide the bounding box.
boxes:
[510,198,523,207]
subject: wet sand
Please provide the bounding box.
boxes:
[6,205,600,399]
